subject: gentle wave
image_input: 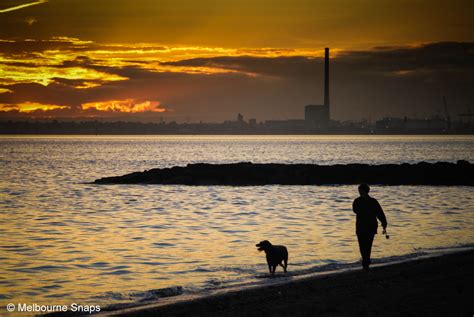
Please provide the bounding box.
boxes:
[97,244,474,313]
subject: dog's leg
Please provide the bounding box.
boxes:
[272,265,276,277]
[279,261,287,273]
[268,264,272,275]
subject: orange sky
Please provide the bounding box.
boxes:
[0,0,473,121]
[1,0,472,48]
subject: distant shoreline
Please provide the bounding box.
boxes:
[1,118,473,135]
[1,133,474,136]
[96,249,474,317]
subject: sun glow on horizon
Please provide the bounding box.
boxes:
[81,99,166,113]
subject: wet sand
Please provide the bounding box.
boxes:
[102,250,474,317]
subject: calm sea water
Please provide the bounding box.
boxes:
[1,135,473,314]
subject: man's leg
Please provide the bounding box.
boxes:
[357,234,368,269]
[357,234,374,269]
[366,234,375,267]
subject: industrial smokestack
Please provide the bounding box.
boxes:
[324,48,330,120]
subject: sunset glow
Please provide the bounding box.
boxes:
[81,99,166,113]
[0,1,472,122]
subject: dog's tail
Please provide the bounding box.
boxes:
[282,247,288,272]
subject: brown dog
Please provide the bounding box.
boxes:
[256,240,288,276]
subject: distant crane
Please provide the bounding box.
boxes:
[459,106,473,127]
[442,96,451,131]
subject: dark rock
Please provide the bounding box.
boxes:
[93,161,473,186]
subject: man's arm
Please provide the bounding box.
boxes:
[352,199,359,215]
[375,199,388,228]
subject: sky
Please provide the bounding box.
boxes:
[0,0,473,122]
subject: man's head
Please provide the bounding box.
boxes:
[358,183,370,196]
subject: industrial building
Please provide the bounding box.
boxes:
[305,47,330,128]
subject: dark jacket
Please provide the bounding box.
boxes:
[352,196,387,235]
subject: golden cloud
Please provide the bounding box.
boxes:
[0,64,127,86]
[0,102,68,112]
[81,99,166,113]
[0,88,13,94]
[82,45,327,65]
[0,37,334,91]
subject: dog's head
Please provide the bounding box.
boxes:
[256,240,272,252]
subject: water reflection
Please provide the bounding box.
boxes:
[0,136,473,313]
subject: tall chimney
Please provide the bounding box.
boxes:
[324,47,330,120]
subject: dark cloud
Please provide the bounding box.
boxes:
[162,56,318,79]
[163,42,474,78]
[339,42,474,73]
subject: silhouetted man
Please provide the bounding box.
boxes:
[352,183,387,270]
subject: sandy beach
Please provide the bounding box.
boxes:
[101,250,474,317]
